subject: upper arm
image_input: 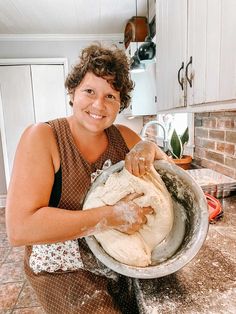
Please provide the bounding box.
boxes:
[115,124,141,150]
[6,123,57,223]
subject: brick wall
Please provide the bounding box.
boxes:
[194,111,236,179]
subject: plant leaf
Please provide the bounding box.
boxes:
[170,129,183,159]
[180,127,189,146]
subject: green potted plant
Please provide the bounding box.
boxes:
[169,127,192,170]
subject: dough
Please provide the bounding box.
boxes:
[83,166,174,267]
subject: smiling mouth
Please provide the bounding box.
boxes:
[88,112,105,120]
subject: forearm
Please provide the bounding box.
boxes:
[6,205,112,246]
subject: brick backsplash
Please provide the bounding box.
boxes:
[194,111,236,179]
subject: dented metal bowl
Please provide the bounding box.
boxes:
[84,160,209,279]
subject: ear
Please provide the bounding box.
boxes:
[69,92,74,107]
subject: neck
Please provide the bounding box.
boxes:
[66,116,109,163]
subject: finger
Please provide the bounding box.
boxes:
[125,153,144,177]
[142,206,154,215]
[144,162,152,173]
[118,223,141,235]
[142,216,148,225]
[124,229,137,235]
[131,157,141,177]
[137,157,146,176]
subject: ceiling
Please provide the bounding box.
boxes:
[0,0,149,40]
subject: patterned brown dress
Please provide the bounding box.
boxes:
[24,118,139,314]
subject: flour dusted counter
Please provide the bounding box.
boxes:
[134,195,236,314]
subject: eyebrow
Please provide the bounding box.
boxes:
[81,84,120,95]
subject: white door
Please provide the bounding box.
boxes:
[0,65,35,182]
[0,62,68,186]
[31,64,68,122]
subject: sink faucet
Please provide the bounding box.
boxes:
[140,120,169,152]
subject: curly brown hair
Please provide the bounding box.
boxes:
[65,43,134,112]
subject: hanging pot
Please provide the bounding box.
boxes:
[138,37,156,61]
[124,16,149,49]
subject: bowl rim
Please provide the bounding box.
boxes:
[84,160,209,279]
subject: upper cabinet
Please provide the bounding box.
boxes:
[156,0,236,112]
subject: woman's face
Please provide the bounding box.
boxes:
[70,72,121,134]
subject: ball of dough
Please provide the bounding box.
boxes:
[83,166,174,267]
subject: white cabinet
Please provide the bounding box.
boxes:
[0,61,68,185]
[124,43,157,116]
[31,65,68,122]
[156,0,187,111]
[156,0,236,112]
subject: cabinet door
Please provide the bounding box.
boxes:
[218,0,236,101]
[0,65,35,182]
[31,65,68,122]
[187,0,236,105]
[156,0,187,111]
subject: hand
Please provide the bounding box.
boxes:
[125,140,170,177]
[112,193,153,235]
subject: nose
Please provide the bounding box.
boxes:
[92,96,106,110]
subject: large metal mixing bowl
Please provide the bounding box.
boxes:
[84,160,209,279]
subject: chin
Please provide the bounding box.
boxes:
[88,120,113,131]
[84,124,108,134]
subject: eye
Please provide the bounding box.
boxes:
[106,94,116,100]
[84,89,94,94]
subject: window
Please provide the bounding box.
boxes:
[157,112,194,156]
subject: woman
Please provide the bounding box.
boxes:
[6,44,169,314]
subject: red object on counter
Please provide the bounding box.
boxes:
[205,193,223,222]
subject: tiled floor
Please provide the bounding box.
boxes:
[0,207,45,314]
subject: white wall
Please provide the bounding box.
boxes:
[115,114,143,135]
[0,39,121,68]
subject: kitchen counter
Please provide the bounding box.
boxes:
[134,195,236,314]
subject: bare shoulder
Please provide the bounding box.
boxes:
[115,124,141,149]
[21,122,54,141]
[15,122,59,171]
[19,122,58,149]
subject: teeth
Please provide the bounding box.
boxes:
[89,113,103,119]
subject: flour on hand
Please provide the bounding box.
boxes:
[83,166,174,267]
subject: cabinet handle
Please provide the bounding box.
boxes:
[185,56,193,87]
[177,62,184,90]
